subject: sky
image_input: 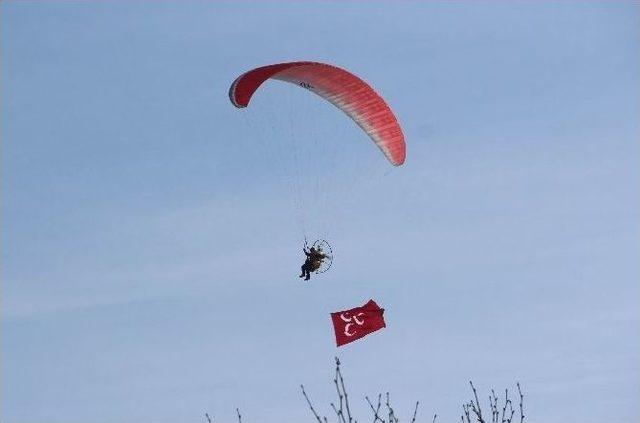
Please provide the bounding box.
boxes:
[2,2,639,423]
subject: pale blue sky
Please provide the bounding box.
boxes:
[2,2,639,423]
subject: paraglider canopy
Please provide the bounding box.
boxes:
[229,61,406,166]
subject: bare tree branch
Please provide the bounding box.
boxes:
[385,393,398,423]
[331,402,344,423]
[297,358,525,423]
[332,358,346,423]
[517,383,524,423]
[365,395,384,423]
[302,384,324,423]
[463,402,472,423]
[336,357,353,423]
[469,381,485,423]
[500,390,508,423]
[507,400,515,423]
[410,401,419,423]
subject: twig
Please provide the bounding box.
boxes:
[489,390,499,423]
[500,390,508,423]
[336,357,353,423]
[385,392,398,423]
[205,412,212,423]
[517,383,524,423]
[501,394,514,423]
[410,401,419,423]
[301,384,324,423]
[508,401,515,423]
[469,381,485,423]
[236,408,242,423]
[333,360,346,423]
[332,402,344,423]
[463,402,472,423]
[365,394,384,423]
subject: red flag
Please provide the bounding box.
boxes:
[331,299,386,347]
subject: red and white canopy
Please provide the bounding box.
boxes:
[229,61,405,166]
